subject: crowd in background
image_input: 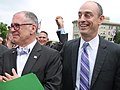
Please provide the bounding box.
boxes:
[0,1,120,90]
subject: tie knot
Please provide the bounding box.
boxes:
[17,47,30,55]
[82,42,89,49]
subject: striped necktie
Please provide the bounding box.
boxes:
[80,42,89,90]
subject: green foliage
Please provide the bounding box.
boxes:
[0,22,8,39]
[114,29,120,44]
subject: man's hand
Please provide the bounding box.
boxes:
[0,75,3,81]
[2,68,19,82]
[55,16,64,29]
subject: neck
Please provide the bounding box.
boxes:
[18,37,36,47]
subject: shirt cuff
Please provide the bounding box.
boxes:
[56,28,66,34]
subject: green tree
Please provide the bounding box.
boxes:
[114,29,120,44]
[0,22,8,39]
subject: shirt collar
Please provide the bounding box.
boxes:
[80,35,99,50]
[18,39,37,53]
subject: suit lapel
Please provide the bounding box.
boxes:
[22,42,42,75]
[10,48,17,71]
[71,38,81,87]
[90,37,108,88]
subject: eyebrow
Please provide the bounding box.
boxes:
[39,36,46,38]
[78,11,92,14]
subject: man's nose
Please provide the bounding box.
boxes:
[80,15,86,21]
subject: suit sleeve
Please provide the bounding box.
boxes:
[44,51,62,90]
[113,49,120,90]
[56,31,68,44]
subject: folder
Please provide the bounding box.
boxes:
[0,73,44,90]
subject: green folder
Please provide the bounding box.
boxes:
[0,73,44,90]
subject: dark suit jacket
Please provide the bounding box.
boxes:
[46,31,68,51]
[61,37,120,90]
[56,31,68,44]
[0,44,8,57]
[0,42,62,90]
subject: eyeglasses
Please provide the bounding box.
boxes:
[9,23,33,30]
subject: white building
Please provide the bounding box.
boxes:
[72,17,120,41]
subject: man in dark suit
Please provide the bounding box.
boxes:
[61,1,120,90]
[0,44,8,80]
[0,11,62,90]
[37,16,68,51]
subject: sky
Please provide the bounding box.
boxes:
[0,0,120,41]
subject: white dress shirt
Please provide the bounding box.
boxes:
[75,35,99,90]
[17,39,37,76]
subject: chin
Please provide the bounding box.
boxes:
[80,30,87,34]
[40,43,44,45]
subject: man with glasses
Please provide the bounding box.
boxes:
[0,11,62,90]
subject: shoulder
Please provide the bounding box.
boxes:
[0,45,9,57]
[42,45,59,54]
[38,44,62,62]
[0,44,8,50]
[35,42,60,55]
[99,37,120,51]
[0,45,8,52]
[100,37,120,47]
[64,38,80,47]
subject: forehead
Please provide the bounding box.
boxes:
[39,33,48,37]
[79,2,99,14]
[12,13,27,23]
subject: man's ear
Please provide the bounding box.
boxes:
[30,24,36,35]
[98,15,105,25]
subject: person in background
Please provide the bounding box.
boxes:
[0,37,3,45]
[0,44,8,57]
[61,1,120,90]
[0,44,9,78]
[37,16,68,51]
[0,11,62,90]
[37,31,49,46]
[5,30,17,49]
